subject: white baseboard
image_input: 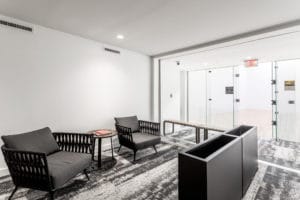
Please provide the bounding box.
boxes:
[0,167,9,177]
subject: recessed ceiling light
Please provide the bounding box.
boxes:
[116,34,124,40]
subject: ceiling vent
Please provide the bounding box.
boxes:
[0,19,33,32]
[104,48,120,54]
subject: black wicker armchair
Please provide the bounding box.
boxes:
[115,116,161,161]
[1,127,94,200]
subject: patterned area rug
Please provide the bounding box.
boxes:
[259,139,300,170]
[249,165,300,200]
[0,137,300,200]
[0,143,180,200]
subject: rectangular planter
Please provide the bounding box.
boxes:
[178,135,242,200]
[224,125,258,195]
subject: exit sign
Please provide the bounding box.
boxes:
[244,59,258,67]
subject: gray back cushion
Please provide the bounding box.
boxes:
[115,116,140,132]
[2,127,59,155]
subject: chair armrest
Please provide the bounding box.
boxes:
[1,146,53,190]
[139,120,161,136]
[52,132,94,154]
[115,124,133,142]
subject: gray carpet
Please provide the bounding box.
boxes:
[0,136,300,199]
[259,139,300,170]
[0,143,180,200]
[251,166,300,200]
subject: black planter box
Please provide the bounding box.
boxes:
[224,125,258,195]
[178,135,242,200]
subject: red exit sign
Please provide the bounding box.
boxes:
[244,59,258,67]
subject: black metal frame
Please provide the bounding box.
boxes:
[2,132,94,200]
[116,120,160,161]
[139,120,160,136]
[163,120,225,143]
[53,132,94,157]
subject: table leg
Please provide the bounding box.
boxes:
[110,137,114,159]
[172,123,175,133]
[195,128,197,143]
[196,128,200,144]
[204,129,208,140]
[92,139,96,161]
[98,138,102,168]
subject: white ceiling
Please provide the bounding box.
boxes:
[163,29,300,70]
[0,0,300,55]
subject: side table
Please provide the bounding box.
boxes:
[91,130,117,168]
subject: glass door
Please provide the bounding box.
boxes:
[207,67,234,129]
[187,70,207,124]
[235,62,273,139]
[276,59,300,142]
[160,60,190,140]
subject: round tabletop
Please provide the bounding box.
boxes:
[91,129,117,138]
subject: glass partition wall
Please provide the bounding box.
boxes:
[160,62,238,143]
[274,59,300,142]
[207,67,235,129]
[160,60,195,143]
[188,70,207,124]
[236,63,273,140]
[188,67,235,130]
[160,58,300,143]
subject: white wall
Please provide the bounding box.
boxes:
[0,15,151,172]
[160,60,181,121]
[152,58,160,121]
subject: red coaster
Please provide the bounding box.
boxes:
[94,129,112,136]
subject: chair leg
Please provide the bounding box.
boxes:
[118,145,122,152]
[92,139,96,161]
[84,169,90,181]
[133,150,137,162]
[8,186,18,200]
[153,145,158,153]
[49,190,54,200]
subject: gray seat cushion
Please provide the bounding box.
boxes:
[115,116,140,132]
[132,132,161,149]
[1,127,59,155]
[47,151,91,188]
